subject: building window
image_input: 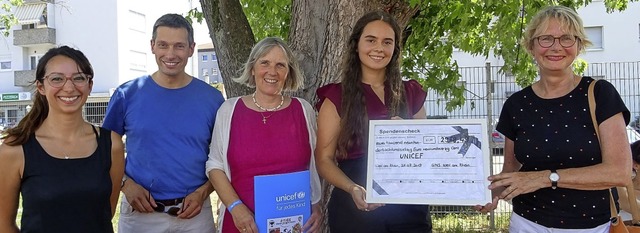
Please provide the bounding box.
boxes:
[585,26,603,50]
[29,55,41,70]
[129,50,146,71]
[0,61,11,71]
[202,68,208,76]
[202,55,208,62]
[212,68,218,75]
[128,10,146,33]
[211,53,217,61]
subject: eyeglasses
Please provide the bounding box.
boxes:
[44,73,92,88]
[535,35,579,48]
[149,179,182,217]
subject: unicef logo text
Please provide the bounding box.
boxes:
[275,191,306,202]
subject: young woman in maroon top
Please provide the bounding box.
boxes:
[315,10,430,233]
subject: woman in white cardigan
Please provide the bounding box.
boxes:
[205,37,322,233]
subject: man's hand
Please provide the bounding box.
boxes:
[177,185,211,219]
[121,179,155,213]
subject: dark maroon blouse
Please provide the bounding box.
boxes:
[316,80,427,160]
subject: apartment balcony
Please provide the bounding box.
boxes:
[14,70,36,87]
[13,27,56,47]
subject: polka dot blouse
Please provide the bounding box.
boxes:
[496,77,630,228]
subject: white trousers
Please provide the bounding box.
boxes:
[118,196,216,233]
[509,212,609,233]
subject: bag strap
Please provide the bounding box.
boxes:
[590,79,640,224]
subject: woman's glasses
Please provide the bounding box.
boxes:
[44,73,92,88]
[535,35,579,48]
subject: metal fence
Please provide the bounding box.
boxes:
[1,61,638,231]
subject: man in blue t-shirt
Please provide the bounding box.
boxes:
[103,13,224,232]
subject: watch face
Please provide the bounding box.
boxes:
[550,173,560,181]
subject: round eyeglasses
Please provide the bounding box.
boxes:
[44,73,92,88]
[535,35,579,48]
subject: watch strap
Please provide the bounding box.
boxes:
[550,169,558,189]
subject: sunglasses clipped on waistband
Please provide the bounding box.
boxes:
[148,179,184,217]
[152,202,181,216]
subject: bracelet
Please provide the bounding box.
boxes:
[227,199,243,212]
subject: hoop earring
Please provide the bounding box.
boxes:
[633,168,637,180]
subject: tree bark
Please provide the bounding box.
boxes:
[200,0,254,98]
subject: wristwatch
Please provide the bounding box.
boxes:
[549,170,559,190]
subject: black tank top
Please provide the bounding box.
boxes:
[20,126,113,233]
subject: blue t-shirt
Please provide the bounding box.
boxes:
[103,75,224,199]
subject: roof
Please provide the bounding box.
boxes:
[14,3,46,25]
[197,42,214,50]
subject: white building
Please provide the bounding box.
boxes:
[452,1,640,67]
[0,0,210,96]
[427,1,640,121]
[0,0,212,127]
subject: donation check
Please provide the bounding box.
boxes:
[366,119,491,205]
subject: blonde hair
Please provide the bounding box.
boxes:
[521,5,593,55]
[234,37,304,91]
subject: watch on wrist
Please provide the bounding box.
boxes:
[549,170,559,190]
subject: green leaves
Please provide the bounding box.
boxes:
[1,0,22,37]
[401,0,636,110]
[240,0,290,41]
[235,0,636,111]
[185,7,205,24]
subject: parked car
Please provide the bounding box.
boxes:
[490,120,504,146]
[491,129,505,148]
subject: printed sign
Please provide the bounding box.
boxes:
[366,119,491,205]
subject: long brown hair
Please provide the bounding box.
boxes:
[2,46,94,146]
[337,10,408,158]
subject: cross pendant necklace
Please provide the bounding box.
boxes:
[260,111,275,124]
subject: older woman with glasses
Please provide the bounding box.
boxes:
[206,37,322,233]
[0,46,125,233]
[474,5,631,232]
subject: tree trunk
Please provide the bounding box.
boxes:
[200,0,254,98]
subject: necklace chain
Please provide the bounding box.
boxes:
[252,92,284,124]
[259,111,276,124]
[252,92,284,112]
